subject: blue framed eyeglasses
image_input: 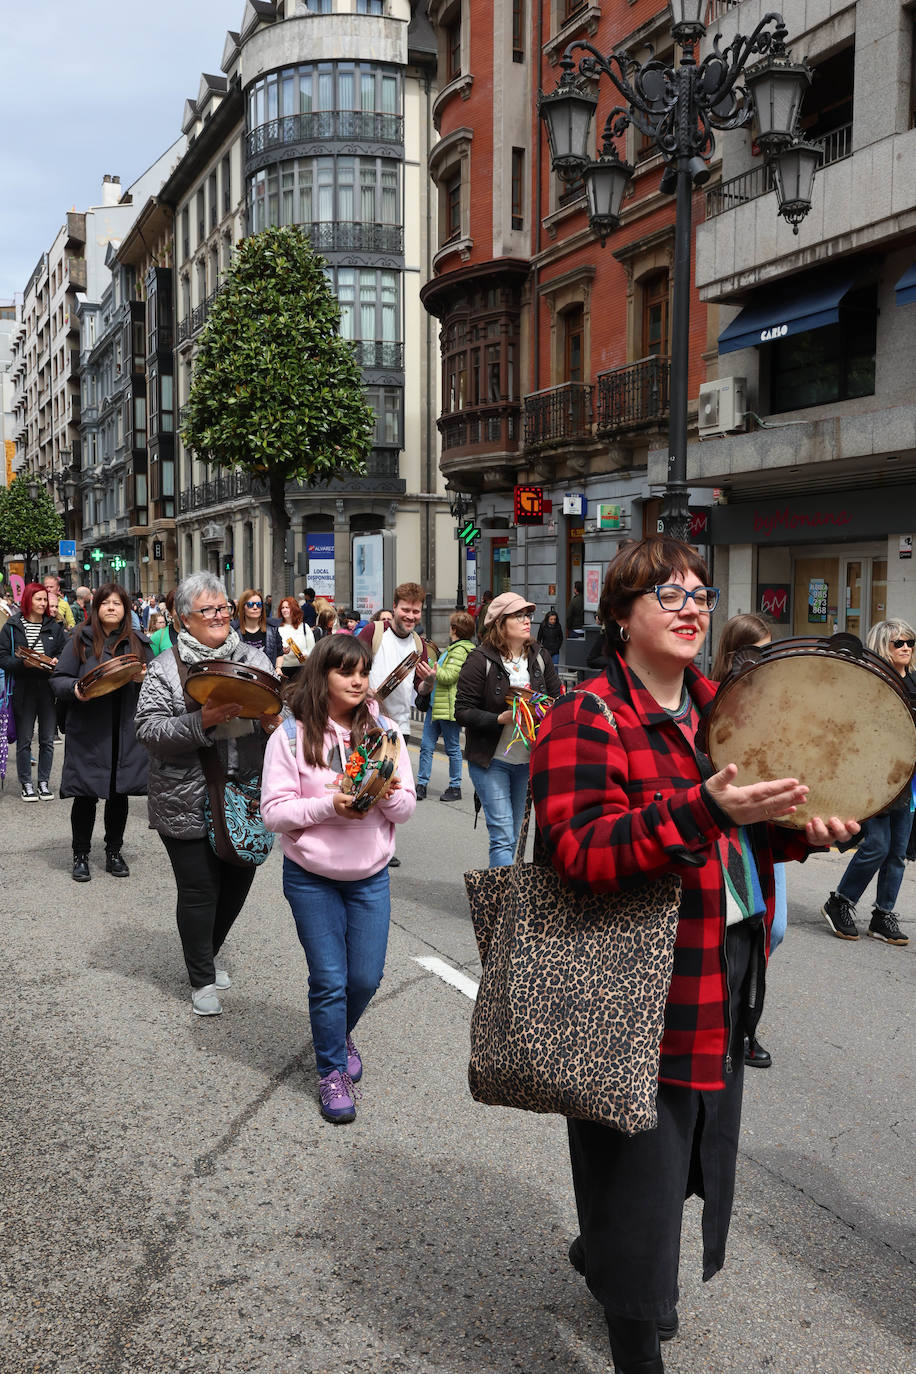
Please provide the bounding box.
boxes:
[643,585,720,612]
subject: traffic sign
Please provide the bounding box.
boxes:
[457,520,481,546]
[58,540,76,558]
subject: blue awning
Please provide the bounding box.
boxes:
[894,262,916,306]
[718,268,858,355]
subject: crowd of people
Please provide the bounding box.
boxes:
[1,541,912,1372]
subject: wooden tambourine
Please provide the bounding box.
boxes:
[375,648,420,700]
[184,659,282,720]
[701,633,916,828]
[79,654,144,700]
[343,727,401,813]
[16,645,56,672]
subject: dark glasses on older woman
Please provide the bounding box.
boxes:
[891,638,915,648]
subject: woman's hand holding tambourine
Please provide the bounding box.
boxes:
[73,681,85,703]
[200,698,244,729]
[332,791,366,821]
[707,764,859,844]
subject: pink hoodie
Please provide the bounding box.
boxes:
[260,704,416,879]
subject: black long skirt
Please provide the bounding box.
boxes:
[567,919,757,1320]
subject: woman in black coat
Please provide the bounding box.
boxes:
[0,582,68,801]
[536,608,564,664]
[51,583,151,882]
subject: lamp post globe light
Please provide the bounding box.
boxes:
[540,5,813,541]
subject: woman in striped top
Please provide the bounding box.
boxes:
[0,582,68,801]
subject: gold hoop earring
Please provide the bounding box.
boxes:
[619,626,629,643]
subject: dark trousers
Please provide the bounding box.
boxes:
[71,795,129,854]
[568,921,753,1323]
[161,834,255,988]
[13,678,56,786]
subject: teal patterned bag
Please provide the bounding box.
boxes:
[203,775,274,868]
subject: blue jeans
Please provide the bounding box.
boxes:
[770,862,787,954]
[468,756,529,867]
[417,710,463,789]
[837,809,911,912]
[282,858,391,1078]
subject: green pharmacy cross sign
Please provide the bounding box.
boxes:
[91,549,104,562]
[457,520,481,546]
[110,556,126,572]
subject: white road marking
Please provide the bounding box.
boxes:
[411,955,479,1001]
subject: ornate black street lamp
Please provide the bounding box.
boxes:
[446,486,473,609]
[540,4,813,540]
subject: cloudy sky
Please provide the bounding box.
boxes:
[0,0,243,300]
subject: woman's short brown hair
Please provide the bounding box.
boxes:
[450,610,475,640]
[599,537,710,650]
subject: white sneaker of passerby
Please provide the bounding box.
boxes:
[191,983,222,1016]
[214,968,231,990]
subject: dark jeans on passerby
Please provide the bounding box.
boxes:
[836,808,911,912]
[282,857,390,1078]
[14,678,56,786]
[71,794,129,854]
[161,834,256,988]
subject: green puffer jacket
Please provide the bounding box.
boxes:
[429,637,475,721]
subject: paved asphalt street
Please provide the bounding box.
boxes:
[1,738,914,1374]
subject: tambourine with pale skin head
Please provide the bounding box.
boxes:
[184,659,283,720]
[702,634,916,828]
[76,654,145,700]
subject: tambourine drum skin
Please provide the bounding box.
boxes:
[706,636,916,827]
[350,728,401,813]
[80,654,143,699]
[185,659,282,719]
[375,649,420,700]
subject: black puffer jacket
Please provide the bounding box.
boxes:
[51,624,152,799]
[455,641,563,768]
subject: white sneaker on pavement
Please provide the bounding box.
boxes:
[191,984,222,1016]
[214,968,231,990]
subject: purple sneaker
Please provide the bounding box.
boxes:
[346,1034,363,1082]
[318,1070,356,1124]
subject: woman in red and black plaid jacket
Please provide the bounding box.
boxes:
[530,537,858,1374]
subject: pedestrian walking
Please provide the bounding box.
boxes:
[415,609,476,802]
[274,596,315,677]
[530,537,857,1373]
[260,635,416,1123]
[821,618,915,947]
[565,580,585,637]
[235,588,281,666]
[711,612,785,1067]
[135,572,279,1018]
[536,608,564,665]
[0,583,67,801]
[455,592,562,866]
[50,583,151,882]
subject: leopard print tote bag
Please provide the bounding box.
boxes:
[465,695,681,1136]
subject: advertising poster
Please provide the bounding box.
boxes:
[584,563,603,613]
[808,578,828,623]
[758,583,790,624]
[307,533,335,600]
[466,549,477,609]
[352,533,384,616]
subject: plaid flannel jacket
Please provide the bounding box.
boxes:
[530,654,810,1090]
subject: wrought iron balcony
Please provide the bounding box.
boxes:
[705,122,852,220]
[246,110,404,159]
[523,383,593,447]
[351,340,404,370]
[439,405,520,453]
[304,222,403,255]
[178,451,403,514]
[177,316,191,344]
[596,355,670,434]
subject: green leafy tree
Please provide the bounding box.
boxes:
[182,225,375,597]
[0,475,64,580]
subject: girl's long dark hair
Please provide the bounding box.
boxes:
[285,634,375,767]
[80,583,143,664]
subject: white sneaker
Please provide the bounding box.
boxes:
[191,984,222,1016]
[214,967,231,990]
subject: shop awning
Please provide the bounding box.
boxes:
[718,268,859,355]
[894,262,916,306]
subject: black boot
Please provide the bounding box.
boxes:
[606,1314,664,1373]
[72,853,91,883]
[105,850,130,877]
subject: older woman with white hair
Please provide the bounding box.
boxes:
[136,571,280,1015]
[821,618,915,947]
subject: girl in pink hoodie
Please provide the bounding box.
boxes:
[261,635,416,1123]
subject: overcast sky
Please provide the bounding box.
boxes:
[0,0,242,301]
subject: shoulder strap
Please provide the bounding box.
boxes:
[372,621,385,655]
[282,714,298,755]
[578,689,618,733]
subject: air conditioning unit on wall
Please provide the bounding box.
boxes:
[698,377,746,437]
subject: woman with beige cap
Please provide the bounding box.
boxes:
[455,591,562,865]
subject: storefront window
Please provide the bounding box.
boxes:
[770,287,877,413]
